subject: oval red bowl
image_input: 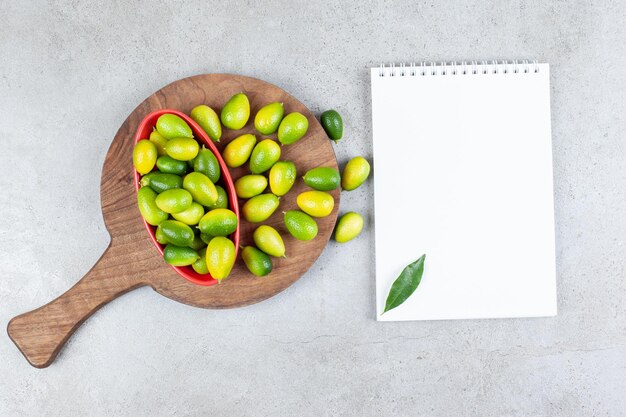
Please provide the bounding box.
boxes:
[134,109,240,286]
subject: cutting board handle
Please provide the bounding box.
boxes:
[7,241,147,368]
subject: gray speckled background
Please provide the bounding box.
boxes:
[1,1,625,416]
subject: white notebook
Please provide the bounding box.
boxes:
[371,61,557,321]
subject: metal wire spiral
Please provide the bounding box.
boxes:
[378,60,539,77]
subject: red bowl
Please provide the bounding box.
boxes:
[134,109,240,286]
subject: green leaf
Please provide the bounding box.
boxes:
[383,254,426,314]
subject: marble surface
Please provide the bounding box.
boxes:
[1,0,624,415]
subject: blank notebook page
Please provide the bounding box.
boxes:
[371,62,556,321]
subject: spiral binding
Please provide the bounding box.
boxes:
[378,60,540,77]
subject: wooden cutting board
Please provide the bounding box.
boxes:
[8,74,340,368]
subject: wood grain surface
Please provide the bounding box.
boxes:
[8,74,340,368]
